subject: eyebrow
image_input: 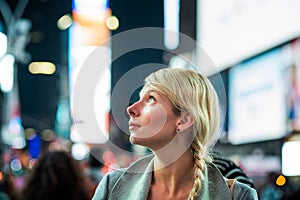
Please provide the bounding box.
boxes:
[139,89,157,98]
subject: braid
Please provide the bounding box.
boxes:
[188,140,206,200]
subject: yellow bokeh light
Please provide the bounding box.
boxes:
[57,14,73,30]
[28,62,56,75]
[106,16,119,30]
[41,129,55,141]
[276,175,286,186]
[24,128,36,140]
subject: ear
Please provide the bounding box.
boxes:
[176,112,194,133]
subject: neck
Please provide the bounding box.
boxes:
[152,149,194,193]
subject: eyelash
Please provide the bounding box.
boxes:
[148,95,156,103]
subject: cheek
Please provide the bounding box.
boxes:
[147,107,167,128]
[142,105,174,136]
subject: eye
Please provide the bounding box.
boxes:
[148,95,156,103]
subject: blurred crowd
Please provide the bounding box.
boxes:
[0,146,109,200]
[0,145,299,200]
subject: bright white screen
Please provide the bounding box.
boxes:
[228,47,289,144]
[282,141,300,176]
[198,0,300,74]
[69,25,111,144]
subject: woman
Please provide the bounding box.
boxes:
[93,68,258,200]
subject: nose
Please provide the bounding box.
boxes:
[127,102,140,117]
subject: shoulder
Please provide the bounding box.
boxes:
[233,180,258,200]
[92,154,154,200]
[205,162,258,200]
[92,169,124,200]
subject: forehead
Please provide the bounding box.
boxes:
[139,84,157,96]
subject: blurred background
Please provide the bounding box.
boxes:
[0,0,300,199]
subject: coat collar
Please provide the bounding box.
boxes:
[110,154,232,200]
[110,155,153,200]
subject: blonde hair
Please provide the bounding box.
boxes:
[145,68,220,199]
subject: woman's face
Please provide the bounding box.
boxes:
[127,85,180,150]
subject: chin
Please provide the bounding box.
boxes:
[129,136,139,145]
[129,136,148,147]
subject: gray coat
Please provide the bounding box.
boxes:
[92,155,258,200]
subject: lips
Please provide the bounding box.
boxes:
[128,121,140,130]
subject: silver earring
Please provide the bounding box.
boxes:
[177,128,180,133]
